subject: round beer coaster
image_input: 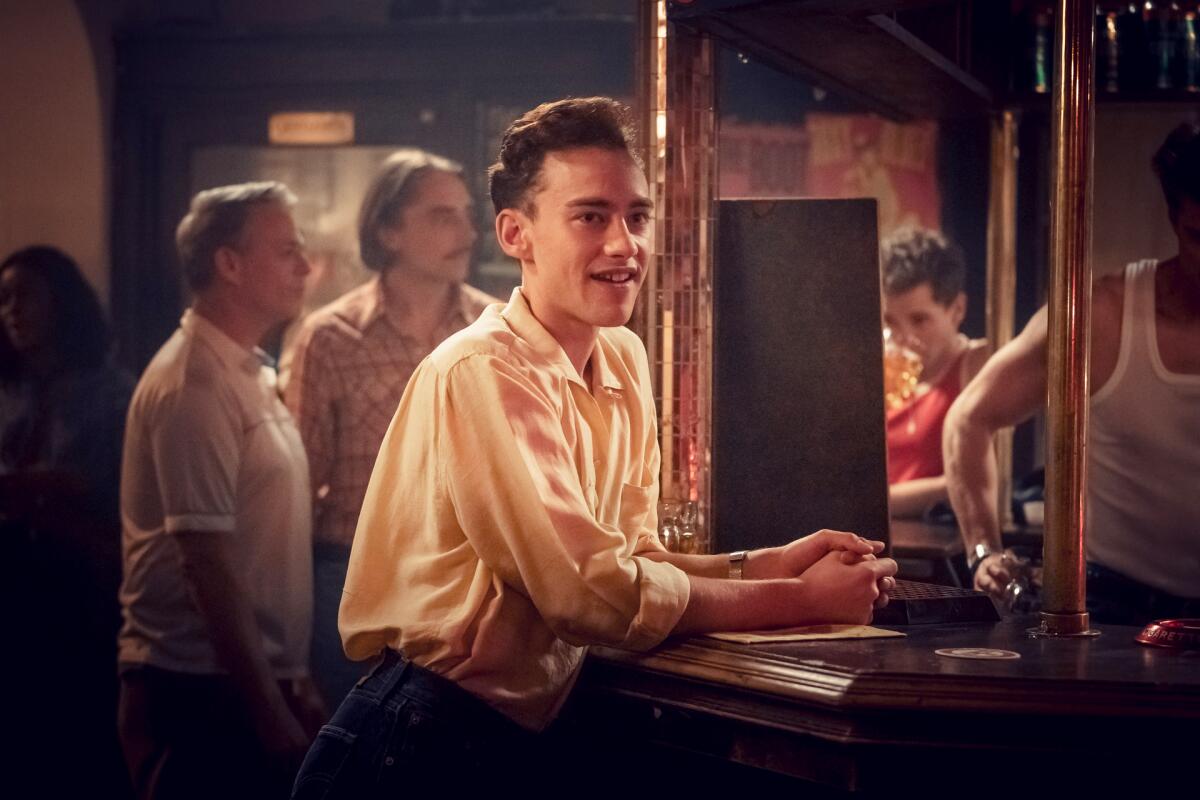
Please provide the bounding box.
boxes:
[935,647,1021,661]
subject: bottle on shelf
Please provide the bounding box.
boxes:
[1032,4,1053,93]
[1014,3,1055,95]
[1179,7,1199,90]
[1117,2,1151,91]
[1098,5,1122,93]
[1146,2,1179,90]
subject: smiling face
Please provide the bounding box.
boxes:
[381,169,477,284]
[496,146,652,358]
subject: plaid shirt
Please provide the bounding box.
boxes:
[283,277,495,548]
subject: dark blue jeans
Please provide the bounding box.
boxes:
[291,651,542,798]
[310,544,368,708]
[1087,562,1200,626]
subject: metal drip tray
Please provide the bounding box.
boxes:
[873,580,1001,626]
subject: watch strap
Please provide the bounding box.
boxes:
[728,550,748,580]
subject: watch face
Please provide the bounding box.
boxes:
[969,544,992,568]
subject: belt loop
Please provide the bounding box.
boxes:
[362,649,411,699]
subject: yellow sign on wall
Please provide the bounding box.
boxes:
[268,112,355,145]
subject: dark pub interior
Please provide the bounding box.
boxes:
[2,1,1198,796]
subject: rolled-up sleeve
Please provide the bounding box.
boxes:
[151,381,240,534]
[440,353,689,651]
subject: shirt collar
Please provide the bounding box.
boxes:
[499,288,625,393]
[589,333,625,394]
[371,276,477,338]
[356,276,387,330]
[181,309,270,375]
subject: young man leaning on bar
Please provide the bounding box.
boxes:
[290,96,898,796]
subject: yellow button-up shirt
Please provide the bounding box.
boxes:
[340,288,691,730]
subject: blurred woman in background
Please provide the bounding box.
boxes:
[0,245,134,797]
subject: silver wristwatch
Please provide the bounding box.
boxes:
[967,542,994,573]
[728,550,748,580]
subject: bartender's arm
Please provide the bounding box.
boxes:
[943,309,1048,596]
[944,279,1122,597]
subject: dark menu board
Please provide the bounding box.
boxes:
[713,198,890,552]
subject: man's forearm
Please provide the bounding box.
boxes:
[942,303,1050,558]
[672,550,897,635]
[637,550,731,579]
[639,546,792,580]
[943,408,1003,553]
[672,575,808,634]
[638,531,879,581]
[175,532,296,723]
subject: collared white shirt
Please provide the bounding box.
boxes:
[340,288,690,731]
[118,309,312,676]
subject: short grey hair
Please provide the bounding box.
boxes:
[358,149,463,271]
[176,181,297,291]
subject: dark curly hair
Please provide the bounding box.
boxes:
[880,227,965,306]
[1152,121,1200,220]
[488,96,640,216]
[0,246,112,383]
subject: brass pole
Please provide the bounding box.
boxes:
[635,1,717,550]
[985,110,1019,528]
[1041,0,1096,636]
[635,0,671,496]
[632,0,662,370]
[662,26,717,550]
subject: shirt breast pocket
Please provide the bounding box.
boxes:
[618,481,656,542]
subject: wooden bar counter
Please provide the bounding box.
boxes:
[571,619,1199,793]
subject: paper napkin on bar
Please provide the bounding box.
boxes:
[705,625,905,644]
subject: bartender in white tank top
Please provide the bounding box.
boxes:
[1086,258,1200,621]
[945,122,1200,623]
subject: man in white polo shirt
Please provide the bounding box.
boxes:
[117,182,324,800]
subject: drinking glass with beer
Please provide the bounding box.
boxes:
[883,327,923,410]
